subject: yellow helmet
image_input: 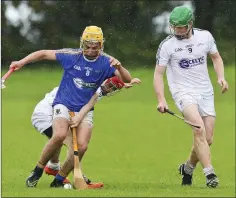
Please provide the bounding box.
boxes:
[80,25,104,50]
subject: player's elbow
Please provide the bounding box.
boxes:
[154,65,165,77]
[123,71,132,83]
[37,50,48,59]
[153,69,163,83]
[116,67,132,83]
[122,75,132,83]
[210,52,222,63]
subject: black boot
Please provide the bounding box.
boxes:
[26,166,43,187]
[178,164,193,186]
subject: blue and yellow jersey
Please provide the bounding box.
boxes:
[53,48,116,112]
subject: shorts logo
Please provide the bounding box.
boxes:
[55,109,61,115]
[179,56,205,68]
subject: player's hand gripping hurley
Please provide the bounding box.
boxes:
[164,108,201,129]
[69,112,88,190]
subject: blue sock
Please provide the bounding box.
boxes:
[55,174,65,182]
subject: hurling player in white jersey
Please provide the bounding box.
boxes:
[31,76,141,188]
[154,6,228,188]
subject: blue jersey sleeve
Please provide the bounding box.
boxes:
[55,48,81,70]
[105,66,116,79]
[101,55,116,79]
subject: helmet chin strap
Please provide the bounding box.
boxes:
[175,30,191,40]
[172,24,192,40]
[81,40,102,61]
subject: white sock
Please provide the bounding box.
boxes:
[184,160,196,175]
[47,160,60,170]
[203,166,215,177]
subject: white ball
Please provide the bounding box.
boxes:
[64,183,72,189]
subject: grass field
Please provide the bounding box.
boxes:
[1,66,235,197]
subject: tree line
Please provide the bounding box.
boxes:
[2,0,235,68]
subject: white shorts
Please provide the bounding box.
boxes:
[53,104,94,124]
[32,104,94,134]
[173,92,216,117]
[31,113,53,134]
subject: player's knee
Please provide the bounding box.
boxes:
[193,126,204,136]
[206,136,213,146]
[53,133,67,143]
[78,142,88,153]
[205,128,214,146]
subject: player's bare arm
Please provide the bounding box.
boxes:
[114,66,132,83]
[106,55,132,83]
[109,56,121,67]
[153,65,168,113]
[130,78,141,85]
[124,77,141,88]
[209,52,229,93]
[10,50,57,70]
[70,93,99,128]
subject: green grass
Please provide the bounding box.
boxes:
[2,66,235,197]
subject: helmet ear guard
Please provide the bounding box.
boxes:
[101,76,125,96]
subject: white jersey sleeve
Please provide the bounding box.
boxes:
[33,86,59,114]
[207,31,218,54]
[156,36,172,66]
[31,86,59,133]
[96,87,103,101]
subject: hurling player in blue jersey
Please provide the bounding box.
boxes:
[10,25,132,188]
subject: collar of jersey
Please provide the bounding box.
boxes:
[83,54,99,62]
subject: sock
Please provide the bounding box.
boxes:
[184,160,196,175]
[55,173,65,182]
[34,165,44,177]
[58,170,67,178]
[37,161,45,169]
[47,160,60,170]
[203,166,215,177]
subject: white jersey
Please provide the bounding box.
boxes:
[156,28,218,97]
[33,87,59,118]
[32,86,103,133]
